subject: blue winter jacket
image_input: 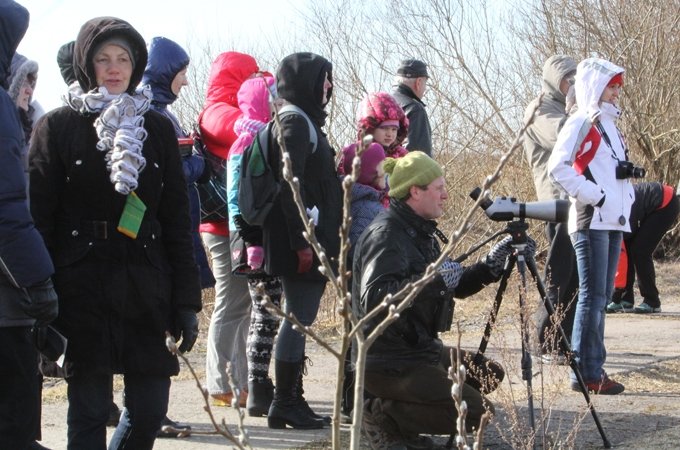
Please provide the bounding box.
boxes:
[143,36,215,288]
[0,0,55,327]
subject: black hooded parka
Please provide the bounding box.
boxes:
[262,53,343,279]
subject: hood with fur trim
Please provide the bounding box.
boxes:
[73,16,147,95]
[7,53,37,106]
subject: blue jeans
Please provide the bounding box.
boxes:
[275,277,326,362]
[570,229,622,382]
[66,373,169,450]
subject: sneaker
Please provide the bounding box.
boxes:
[634,302,661,314]
[157,416,191,438]
[605,301,633,313]
[211,389,248,407]
[362,401,407,450]
[570,375,625,395]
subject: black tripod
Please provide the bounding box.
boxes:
[457,219,611,449]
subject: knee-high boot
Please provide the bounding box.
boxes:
[246,276,281,417]
[297,356,331,424]
[267,359,325,429]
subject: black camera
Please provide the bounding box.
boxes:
[615,161,646,179]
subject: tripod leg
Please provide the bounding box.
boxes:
[515,254,536,439]
[477,254,515,356]
[526,256,612,448]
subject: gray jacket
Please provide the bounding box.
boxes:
[523,55,577,201]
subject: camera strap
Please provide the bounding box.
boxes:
[595,122,627,162]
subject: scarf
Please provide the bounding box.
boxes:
[229,116,268,158]
[66,84,152,195]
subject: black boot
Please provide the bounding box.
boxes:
[297,356,331,425]
[267,359,325,429]
[247,378,274,417]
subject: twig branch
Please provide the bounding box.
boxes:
[165,333,252,449]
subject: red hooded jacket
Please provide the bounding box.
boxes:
[198,52,260,234]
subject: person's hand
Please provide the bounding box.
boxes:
[296,248,314,274]
[485,236,536,278]
[247,246,264,270]
[437,258,463,290]
[172,308,198,353]
[21,278,59,327]
[485,236,514,278]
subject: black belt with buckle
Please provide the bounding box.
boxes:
[82,220,110,239]
[79,220,161,240]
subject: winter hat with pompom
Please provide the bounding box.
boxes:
[383,151,443,200]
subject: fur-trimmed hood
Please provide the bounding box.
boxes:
[7,53,37,106]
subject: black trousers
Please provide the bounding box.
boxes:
[0,327,41,450]
[537,221,579,353]
[364,347,503,436]
[613,196,680,308]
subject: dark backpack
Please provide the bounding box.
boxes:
[238,105,317,226]
[193,126,228,223]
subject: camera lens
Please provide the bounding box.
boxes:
[633,167,646,178]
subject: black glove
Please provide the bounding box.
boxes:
[32,325,67,362]
[485,236,536,278]
[21,278,59,327]
[173,308,198,353]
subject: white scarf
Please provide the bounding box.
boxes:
[66,85,152,195]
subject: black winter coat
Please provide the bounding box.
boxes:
[262,113,343,279]
[262,53,342,280]
[352,199,497,371]
[29,106,201,377]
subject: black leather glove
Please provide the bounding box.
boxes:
[173,308,198,353]
[32,325,67,362]
[21,278,58,327]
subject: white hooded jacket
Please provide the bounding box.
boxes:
[548,58,635,233]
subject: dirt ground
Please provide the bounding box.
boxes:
[37,261,680,449]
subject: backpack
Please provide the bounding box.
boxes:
[238,105,318,227]
[193,126,228,223]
